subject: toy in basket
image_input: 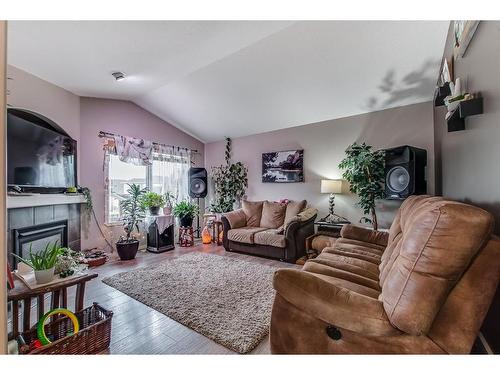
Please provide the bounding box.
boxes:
[17,303,113,355]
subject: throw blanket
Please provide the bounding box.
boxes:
[113,135,153,166]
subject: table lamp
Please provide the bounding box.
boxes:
[320,179,347,222]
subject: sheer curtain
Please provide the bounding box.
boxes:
[151,145,191,202]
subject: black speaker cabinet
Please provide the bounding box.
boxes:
[384,145,427,200]
[189,167,208,198]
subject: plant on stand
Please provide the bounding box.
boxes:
[338,142,385,230]
[210,137,248,214]
[140,191,166,215]
[116,183,147,260]
[173,200,199,227]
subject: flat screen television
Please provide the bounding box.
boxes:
[7,108,77,192]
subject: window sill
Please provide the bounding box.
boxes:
[104,222,123,227]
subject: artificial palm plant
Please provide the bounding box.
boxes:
[338,142,385,230]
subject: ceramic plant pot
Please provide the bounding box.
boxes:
[180,216,194,227]
[149,206,161,216]
[34,267,55,284]
[116,240,140,260]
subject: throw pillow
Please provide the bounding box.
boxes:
[260,201,287,229]
[284,200,307,227]
[242,200,264,227]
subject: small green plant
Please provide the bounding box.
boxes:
[140,191,166,209]
[119,183,147,242]
[12,242,63,271]
[164,191,177,208]
[338,142,385,230]
[173,200,199,219]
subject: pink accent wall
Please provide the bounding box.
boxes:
[205,101,435,229]
[79,97,204,250]
[7,65,80,171]
[6,66,205,251]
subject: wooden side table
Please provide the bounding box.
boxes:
[212,220,223,246]
[179,226,194,247]
[7,273,98,340]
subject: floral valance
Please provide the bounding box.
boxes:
[102,133,192,166]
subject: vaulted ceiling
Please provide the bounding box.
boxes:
[8,21,449,143]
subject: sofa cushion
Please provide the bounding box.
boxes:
[242,200,264,227]
[311,252,380,282]
[254,229,286,248]
[227,227,267,244]
[260,201,287,229]
[303,261,381,294]
[380,196,494,335]
[284,199,307,227]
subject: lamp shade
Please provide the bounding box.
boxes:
[321,179,343,194]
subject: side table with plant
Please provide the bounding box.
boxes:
[116,183,147,260]
[140,191,166,215]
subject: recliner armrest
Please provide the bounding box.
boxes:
[273,268,399,336]
[222,209,246,229]
[340,224,389,247]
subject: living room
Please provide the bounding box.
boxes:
[1,1,500,374]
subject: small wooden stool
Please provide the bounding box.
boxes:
[179,226,194,247]
[212,220,223,246]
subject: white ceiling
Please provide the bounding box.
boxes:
[8,21,449,143]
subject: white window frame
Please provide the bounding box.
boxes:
[104,151,189,225]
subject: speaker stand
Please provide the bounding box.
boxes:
[195,197,201,238]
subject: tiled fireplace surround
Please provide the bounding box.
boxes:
[7,203,81,266]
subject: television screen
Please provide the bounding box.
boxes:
[7,110,76,189]
[262,149,304,183]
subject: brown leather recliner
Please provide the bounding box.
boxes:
[270,195,500,354]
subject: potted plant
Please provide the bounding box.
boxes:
[12,242,63,284]
[173,200,199,227]
[163,191,177,215]
[116,183,147,260]
[140,191,166,215]
[339,142,385,230]
[209,137,248,214]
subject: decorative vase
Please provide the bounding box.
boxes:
[180,216,193,227]
[116,240,140,260]
[34,267,55,284]
[202,226,212,244]
[163,206,172,215]
[149,206,161,216]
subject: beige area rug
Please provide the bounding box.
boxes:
[102,252,281,353]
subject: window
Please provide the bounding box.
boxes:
[105,150,191,224]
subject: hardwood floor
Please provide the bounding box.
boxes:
[10,244,297,354]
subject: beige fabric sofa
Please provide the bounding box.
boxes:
[221,200,317,263]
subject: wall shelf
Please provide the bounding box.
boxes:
[447,97,484,132]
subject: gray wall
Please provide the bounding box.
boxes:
[434,20,500,353]
[206,101,435,228]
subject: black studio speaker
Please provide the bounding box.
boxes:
[384,145,427,200]
[188,167,208,198]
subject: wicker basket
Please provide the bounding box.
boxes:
[21,303,113,355]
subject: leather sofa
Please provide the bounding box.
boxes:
[270,195,500,354]
[222,200,317,263]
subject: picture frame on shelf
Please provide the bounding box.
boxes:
[453,21,480,59]
[439,57,453,86]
